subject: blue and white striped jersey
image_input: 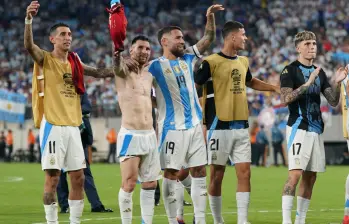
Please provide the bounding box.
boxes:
[147,45,203,131]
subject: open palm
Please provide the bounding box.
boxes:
[335,66,349,83]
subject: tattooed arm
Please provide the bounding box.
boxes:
[280,67,321,105]
[194,4,224,54]
[322,85,341,107]
[82,64,115,78]
[280,86,309,105]
[83,52,139,78]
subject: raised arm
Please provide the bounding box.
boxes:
[83,51,139,78]
[24,1,44,66]
[195,4,224,54]
[322,66,348,107]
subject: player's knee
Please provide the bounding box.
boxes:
[303,171,317,185]
[190,165,206,178]
[45,169,60,190]
[164,169,178,180]
[236,166,250,181]
[210,165,224,184]
[70,171,85,190]
[141,181,157,190]
[177,168,190,181]
[123,180,137,193]
[288,170,303,185]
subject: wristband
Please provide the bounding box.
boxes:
[25,18,33,25]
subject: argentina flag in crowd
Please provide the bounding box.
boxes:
[0,90,27,124]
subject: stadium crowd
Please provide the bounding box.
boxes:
[1,0,349,118]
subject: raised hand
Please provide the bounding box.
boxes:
[114,51,139,73]
[306,67,321,86]
[26,1,40,20]
[335,65,349,84]
[206,4,225,16]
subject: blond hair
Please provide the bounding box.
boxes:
[294,31,316,47]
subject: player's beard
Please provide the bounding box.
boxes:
[170,44,185,57]
[136,53,149,66]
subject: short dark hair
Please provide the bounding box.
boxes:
[131,35,150,45]
[222,21,244,39]
[157,26,182,45]
[49,22,70,35]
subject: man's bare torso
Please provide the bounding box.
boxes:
[115,70,153,130]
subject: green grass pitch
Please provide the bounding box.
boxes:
[0,163,347,224]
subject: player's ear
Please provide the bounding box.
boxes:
[161,37,167,47]
[49,35,55,44]
[129,45,133,55]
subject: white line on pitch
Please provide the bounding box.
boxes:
[32,208,343,224]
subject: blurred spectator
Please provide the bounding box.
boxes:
[0,131,6,161]
[106,128,117,163]
[28,129,36,162]
[271,122,286,166]
[1,0,348,118]
[6,130,13,162]
[254,125,269,167]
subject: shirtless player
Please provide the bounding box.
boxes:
[114,35,161,224]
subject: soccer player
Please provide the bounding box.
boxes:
[24,1,125,223]
[147,4,224,224]
[341,67,349,224]
[280,31,348,224]
[56,92,113,214]
[113,35,161,224]
[195,21,279,224]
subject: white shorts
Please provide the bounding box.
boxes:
[117,127,161,182]
[158,124,207,170]
[40,117,86,171]
[286,126,325,172]
[207,128,251,165]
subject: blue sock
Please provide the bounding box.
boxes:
[111,0,120,7]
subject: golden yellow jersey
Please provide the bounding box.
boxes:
[32,51,82,127]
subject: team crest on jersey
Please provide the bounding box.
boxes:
[173,65,181,74]
[165,68,172,75]
[179,60,188,72]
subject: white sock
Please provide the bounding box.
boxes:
[140,189,155,224]
[236,192,250,224]
[176,181,185,220]
[282,195,294,224]
[345,175,349,216]
[68,199,84,224]
[181,174,192,195]
[118,188,133,224]
[43,202,58,224]
[191,177,207,223]
[294,196,310,224]
[162,178,178,223]
[209,195,224,224]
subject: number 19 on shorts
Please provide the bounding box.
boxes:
[165,141,175,154]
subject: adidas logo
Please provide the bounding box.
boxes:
[169,199,177,204]
[123,208,132,212]
[200,193,207,196]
